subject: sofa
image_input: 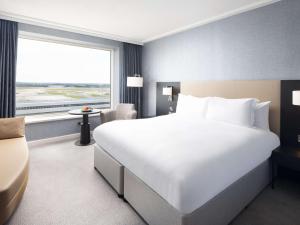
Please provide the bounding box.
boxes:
[0,117,29,225]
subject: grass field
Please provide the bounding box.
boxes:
[16,87,110,103]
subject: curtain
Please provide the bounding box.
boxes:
[0,19,18,118]
[120,42,142,118]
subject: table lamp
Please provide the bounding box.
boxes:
[126,74,143,118]
[127,74,143,87]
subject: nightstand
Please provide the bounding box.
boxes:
[271,146,300,188]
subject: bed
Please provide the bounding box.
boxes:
[93,80,281,225]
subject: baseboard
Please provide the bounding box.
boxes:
[27,133,80,148]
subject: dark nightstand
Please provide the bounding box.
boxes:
[272,146,300,188]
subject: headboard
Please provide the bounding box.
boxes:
[181,80,281,135]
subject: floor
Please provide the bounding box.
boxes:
[6,138,300,225]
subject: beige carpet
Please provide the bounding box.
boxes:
[6,139,145,225]
[5,138,300,225]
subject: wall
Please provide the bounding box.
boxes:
[25,116,100,141]
[142,0,300,116]
[19,23,123,141]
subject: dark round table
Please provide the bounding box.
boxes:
[68,109,101,146]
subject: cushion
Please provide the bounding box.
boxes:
[206,97,256,127]
[254,101,271,131]
[176,94,208,117]
[0,117,25,140]
[116,104,135,111]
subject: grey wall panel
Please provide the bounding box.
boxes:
[142,0,300,116]
[25,116,101,141]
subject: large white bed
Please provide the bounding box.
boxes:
[93,80,281,225]
[94,113,279,214]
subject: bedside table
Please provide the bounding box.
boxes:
[272,146,300,188]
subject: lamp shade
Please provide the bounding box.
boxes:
[162,86,172,96]
[127,76,143,87]
[293,90,300,106]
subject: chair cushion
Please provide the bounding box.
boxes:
[0,137,29,208]
[116,104,135,111]
[0,117,25,140]
[116,104,136,120]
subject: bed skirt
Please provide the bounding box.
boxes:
[94,144,271,225]
[94,144,124,195]
[124,159,271,225]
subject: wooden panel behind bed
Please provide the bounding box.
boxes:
[181,80,281,135]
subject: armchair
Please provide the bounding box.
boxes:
[100,104,137,124]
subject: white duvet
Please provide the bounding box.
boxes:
[93,114,280,214]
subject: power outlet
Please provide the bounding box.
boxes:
[298,135,300,143]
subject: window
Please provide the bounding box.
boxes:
[16,37,111,115]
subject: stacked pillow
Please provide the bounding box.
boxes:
[206,97,257,127]
[176,94,271,131]
[254,101,271,130]
[176,94,208,116]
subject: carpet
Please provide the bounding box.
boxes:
[5,138,300,225]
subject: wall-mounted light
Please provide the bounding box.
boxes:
[292,90,300,143]
[162,86,173,114]
[293,90,300,106]
[162,86,173,101]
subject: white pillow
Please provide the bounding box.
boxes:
[176,94,190,114]
[176,94,189,113]
[206,97,256,127]
[176,94,208,117]
[254,101,271,131]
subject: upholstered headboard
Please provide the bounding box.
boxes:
[181,80,281,135]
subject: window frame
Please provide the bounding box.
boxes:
[16,31,114,116]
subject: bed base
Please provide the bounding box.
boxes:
[94,144,271,225]
[124,159,271,225]
[94,144,124,195]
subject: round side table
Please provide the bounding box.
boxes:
[68,109,101,146]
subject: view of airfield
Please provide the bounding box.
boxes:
[16,38,111,115]
[16,82,110,115]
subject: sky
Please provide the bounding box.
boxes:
[16,38,111,84]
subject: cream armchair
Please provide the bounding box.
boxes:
[100,104,137,124]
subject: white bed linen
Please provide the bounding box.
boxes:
[93,114,280,214]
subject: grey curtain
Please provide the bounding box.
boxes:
[120,43,143,118]
[0,19,18,118]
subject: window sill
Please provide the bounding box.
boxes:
[24,112,101,124]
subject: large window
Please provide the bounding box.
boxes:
[16,37,111,115]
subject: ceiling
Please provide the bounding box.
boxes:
[0,0,278,44]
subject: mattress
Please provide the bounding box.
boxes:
[93,114,280,214]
